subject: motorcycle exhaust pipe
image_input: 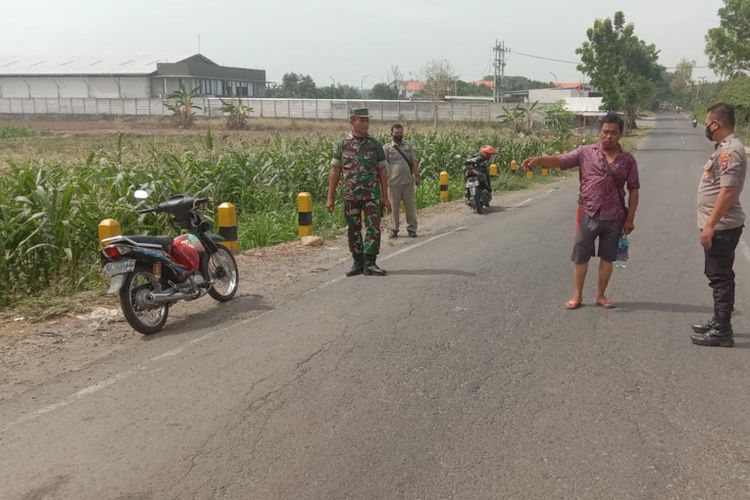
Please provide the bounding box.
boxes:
[143,290,196,305]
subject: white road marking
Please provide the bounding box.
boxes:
[4,192,551,432]
[1,367,144,433]
[2,225,473,431]
[381,226,467,261]
[511,198,532,209]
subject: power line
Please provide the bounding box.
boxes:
[509,49,578,65]
[509,48,710,71]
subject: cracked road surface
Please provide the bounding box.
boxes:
[2,114,750,499]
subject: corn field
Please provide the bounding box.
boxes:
[0,129,556,308]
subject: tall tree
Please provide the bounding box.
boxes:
[456,80,493,97]
[421,59,458,126]
[371,82,399,100]
[484,75,551,91]
[576,11,663,132]
[670,59,696,108]
[297,75,318,98]
[719,74,750,132]
[705,0,750,76]
[267,72,318,98]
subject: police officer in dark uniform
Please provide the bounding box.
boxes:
[691,103,747,347]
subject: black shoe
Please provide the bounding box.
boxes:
[407,231,417,238]
[691,326,734,347]
[692,318,718,334]
[363,255,386,276]
[345,254,364,277]
[388,230,398,239]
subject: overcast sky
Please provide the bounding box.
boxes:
[2,0,724,87]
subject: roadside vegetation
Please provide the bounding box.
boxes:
[0,122,576,311]
[0,124,33,140]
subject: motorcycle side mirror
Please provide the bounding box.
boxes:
[134,189,149,200]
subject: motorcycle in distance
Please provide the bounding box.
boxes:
[100,190,239,334]
[692,118,698,128]
[464,145,497,214]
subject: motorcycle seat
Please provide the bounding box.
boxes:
[127,235,173,252]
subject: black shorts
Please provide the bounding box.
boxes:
[572,209,623,263]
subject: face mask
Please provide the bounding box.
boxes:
[393,134,403,143]
[705,123,716,141]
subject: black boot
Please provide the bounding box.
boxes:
[691,317,718,334]
[363,254,386,276]
[691,316,734,347]
[345,254,364,277]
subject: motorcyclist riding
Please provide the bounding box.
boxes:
[466,145,497,194]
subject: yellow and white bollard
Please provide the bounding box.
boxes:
[297,192,313,237]
[218,202,239,253]
[526,168,534,180]
[542,167,549,177]
[489,163,497,177]
[439,171,449,202]
[98,218,121,249]
[510,160,518,172]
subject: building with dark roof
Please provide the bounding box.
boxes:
[0,54,266,98]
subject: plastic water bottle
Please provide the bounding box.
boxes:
[616,235,630,269]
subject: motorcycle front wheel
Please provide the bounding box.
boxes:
[119,266,169,335]
[205,244,239,302]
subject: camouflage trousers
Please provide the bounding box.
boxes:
[344,198,382,256]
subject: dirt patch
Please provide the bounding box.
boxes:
[0,194,482,402]
[0,180,570,402]
[2,117,396,139]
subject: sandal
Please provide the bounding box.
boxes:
[564,299,582,310]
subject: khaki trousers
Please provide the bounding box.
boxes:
[388,182,417,233]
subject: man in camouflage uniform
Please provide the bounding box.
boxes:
[691,103,746,347]
[326,108,392,276]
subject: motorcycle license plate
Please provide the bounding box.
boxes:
[104,259,136,277]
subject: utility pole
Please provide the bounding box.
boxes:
[493,40,508,104]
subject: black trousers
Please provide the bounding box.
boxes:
[704,225,743,320]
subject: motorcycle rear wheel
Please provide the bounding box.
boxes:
[474,195,483,214]
[205,244,239,302]
[119,265,169,335]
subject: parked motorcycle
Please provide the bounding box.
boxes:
[101,191,239,334]
[464,145,496,214]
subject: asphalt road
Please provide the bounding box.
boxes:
[2,113,750,499]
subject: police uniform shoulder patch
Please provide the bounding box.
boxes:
[719,152,732,173]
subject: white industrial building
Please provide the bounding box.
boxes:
[528,82,599,104]
[0,54,267,99]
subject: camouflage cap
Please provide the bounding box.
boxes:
[349,108,369,119]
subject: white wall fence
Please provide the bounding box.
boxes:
[0,97,526,122]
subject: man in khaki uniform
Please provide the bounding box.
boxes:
[691,103,746,347]
[384,123,420,238]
